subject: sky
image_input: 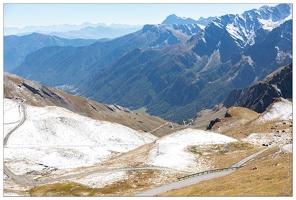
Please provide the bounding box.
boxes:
[3,1,282,28]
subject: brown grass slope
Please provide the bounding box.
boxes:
[4,72,177,137]
[158,146,292,196]
[207,107,259,139]
[208,102,292,141]
[193,104,227,130]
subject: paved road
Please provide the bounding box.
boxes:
[230,147,270,168]
[3,100,26,147]
[135,147,270,196]
[135,170,233,196]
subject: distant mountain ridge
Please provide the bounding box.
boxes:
[47,25,142,39]
[4,22,102,35]
[162,14,215,28]
[4,22,142,38]
[4,33,98,72]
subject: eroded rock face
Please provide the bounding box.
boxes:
[225,110,232,118]
[206,118,221,130]
[223,63,292,113]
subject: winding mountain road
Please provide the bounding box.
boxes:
[2,99,280,197]
[3,99,26,147]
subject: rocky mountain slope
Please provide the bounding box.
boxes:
[81,12,292,122]
[223,62,292,113]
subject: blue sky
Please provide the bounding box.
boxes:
[4,2,281,28]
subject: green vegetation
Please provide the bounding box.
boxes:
[132,107,147,114]
[187,142,254,156]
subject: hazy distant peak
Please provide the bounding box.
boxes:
[196,16,216,26]
[162,14,198,25]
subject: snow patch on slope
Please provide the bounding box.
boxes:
[258,14,292,30]
[147,128,237,172]
[255,98,292,123]
[197,24,206,29]
[226,24,245,42]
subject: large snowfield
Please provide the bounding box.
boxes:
[4,98,156,175]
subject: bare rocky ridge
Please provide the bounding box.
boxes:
[223,63,292,113]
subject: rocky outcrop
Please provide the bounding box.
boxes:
[206,118,221,130]
[106,104,131,113]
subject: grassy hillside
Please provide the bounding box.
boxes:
[158,146,292,196]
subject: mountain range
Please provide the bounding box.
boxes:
[4,15,212,38]
[4,23,142,38]
[4,13,213,72]
[8,3,292,122]
[11,23,199,89]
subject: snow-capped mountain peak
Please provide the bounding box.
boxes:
[190,3,292,62]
